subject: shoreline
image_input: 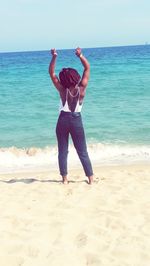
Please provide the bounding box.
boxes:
[1,143,150,175]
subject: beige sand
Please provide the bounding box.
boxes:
[0,164,150,266]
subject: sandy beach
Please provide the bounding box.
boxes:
[0,164,150,266]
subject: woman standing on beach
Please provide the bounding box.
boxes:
[49,47,93,184]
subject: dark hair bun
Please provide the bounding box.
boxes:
[59,68,81,89]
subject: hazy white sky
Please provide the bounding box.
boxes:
[0,0,150,52]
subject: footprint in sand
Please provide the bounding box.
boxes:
[86,253,101,265]
[65,188,73,196]
[27,246,39,258]
[94,177,101,183]
[76,233,87,248]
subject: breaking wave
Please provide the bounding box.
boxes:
[0,143,150,173]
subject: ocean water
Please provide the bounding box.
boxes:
[0,45,150,172]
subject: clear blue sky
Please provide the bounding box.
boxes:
[0,0,150,52]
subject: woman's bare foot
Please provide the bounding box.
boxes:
[62,176,69,184]
[87,175,94,185]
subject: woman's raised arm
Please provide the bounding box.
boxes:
[75,47,90,88]
[49,49,62,91]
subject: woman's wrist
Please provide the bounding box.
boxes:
[79,53,83,58]
[53,52,57,57]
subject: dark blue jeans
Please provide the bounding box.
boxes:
[56,111,93,177]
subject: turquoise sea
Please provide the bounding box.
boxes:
[0,45,150,172]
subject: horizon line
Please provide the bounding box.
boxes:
[0,43,149,54]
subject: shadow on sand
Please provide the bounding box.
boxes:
[0,178,89,184]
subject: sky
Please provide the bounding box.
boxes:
[0,0,150,52]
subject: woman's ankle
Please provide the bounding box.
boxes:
[62,176,68,184]
[88,175,93,184]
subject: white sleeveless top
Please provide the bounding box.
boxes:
[59,87,83,113]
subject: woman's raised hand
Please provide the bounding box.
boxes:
[75,47,82,57]
[51,48,58,57]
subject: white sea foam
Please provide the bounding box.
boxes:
[0,144,150,173]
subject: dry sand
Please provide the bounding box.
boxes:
[0,164,150,266]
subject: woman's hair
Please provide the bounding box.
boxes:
[59,68,81,89]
